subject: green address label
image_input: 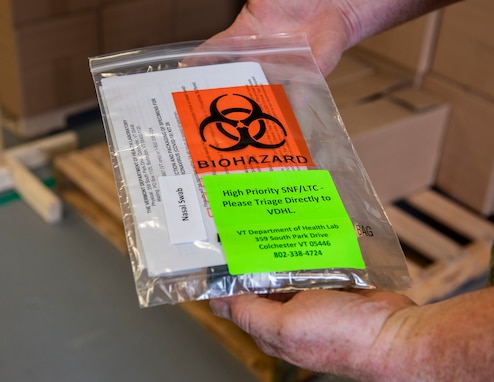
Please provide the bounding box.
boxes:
[202,170,365,275]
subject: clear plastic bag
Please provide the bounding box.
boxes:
[89,34,410,307]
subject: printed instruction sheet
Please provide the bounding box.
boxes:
[100,62,271,275]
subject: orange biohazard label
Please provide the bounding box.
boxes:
[172,84,315,174]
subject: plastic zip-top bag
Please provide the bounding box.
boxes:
[89,34,410,307]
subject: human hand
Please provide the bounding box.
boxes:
[209,0,351,76]
[208,0,460,77]
[210,289,417,380]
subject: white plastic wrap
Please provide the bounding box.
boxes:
[89,34,410,307]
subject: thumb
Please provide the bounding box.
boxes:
[210,294,283,336]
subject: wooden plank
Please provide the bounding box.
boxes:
[55,143,127,252]
[406,189,494,241]
[404,259,424,281]
[0,125,4,167]
[85,144,113,173]
[385,204,463,262]
[5,155,62,223]
[402,240,491,304]
[388,188,494,305]
[60,186,128,253]
[0,165,10,191]
[0,130,78,223]
[7,130,78,168]
[0,131,77,193]
[54,146,121,220]
[0,126,7,190]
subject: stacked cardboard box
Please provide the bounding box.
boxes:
[0,1,99,136]
[0,0,241,137]
[432,0,494,99]
[327,52,450,205]
[100,0,174,54]
[101,0,239,54]
[358,12,440,81]
[336,27,494,302]
[355,0,494,217]
[428,0,494,216]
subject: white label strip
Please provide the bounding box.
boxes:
[159,174,207,244]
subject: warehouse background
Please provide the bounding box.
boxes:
[0,1,493,381]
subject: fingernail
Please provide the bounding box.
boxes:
[209,299,231,320]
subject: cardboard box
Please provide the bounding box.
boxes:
[424,75,494,216]
[0,0,242,137]
[0,4,22,120]
[101,0,241,47]
[173,0,241,41]
[357,12,441,80]
[101,0,174,53]
[433,0,494,100]
[327,50,412,108]
[325,54,376,87]
[338,89,450,204]
[0,0,99,25]
[326,51,448,204]
[0,12,98,118]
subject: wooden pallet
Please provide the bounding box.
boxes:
[54,142,313,382]
[386,190,494,304]
[54,143,127,252]
[1,131,78,223]
[54,143,494,379]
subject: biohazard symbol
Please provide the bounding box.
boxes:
[199,93,287,152]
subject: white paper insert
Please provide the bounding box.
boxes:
[99,62,269,275]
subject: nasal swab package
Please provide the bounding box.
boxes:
[89,34,410,307]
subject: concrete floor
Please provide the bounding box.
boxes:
[0,198,260,381]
